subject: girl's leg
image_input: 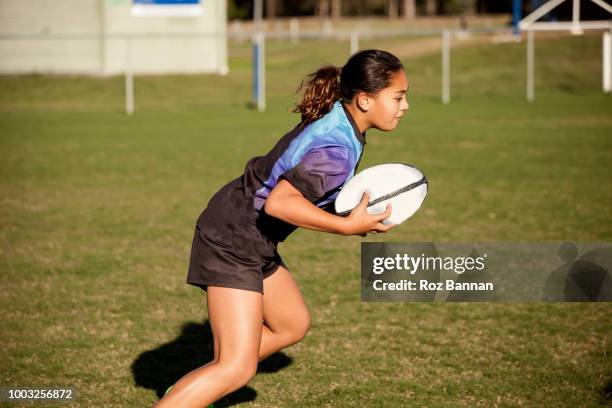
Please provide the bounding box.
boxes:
[155,266,309,407]
[154,286,263,408]
[258,265,311,361]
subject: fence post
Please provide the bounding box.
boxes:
[350,30,359,55]
[290,18,299,44]
[252,31,266,112]
[603,30,611,93]
[442,30,450,105]
[125,37,134,116]
[527,30,534,102]
[322,18,333,38]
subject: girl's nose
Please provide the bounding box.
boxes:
[401,95,409,112]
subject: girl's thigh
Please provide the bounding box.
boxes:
[262,266,311,335]
[207,286,264,363]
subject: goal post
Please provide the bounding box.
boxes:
[519,0,612,101]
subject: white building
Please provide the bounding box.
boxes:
[0,0,228,75]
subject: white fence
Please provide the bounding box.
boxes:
[2,23,609,114]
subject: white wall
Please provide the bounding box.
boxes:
[0,0,103,73]
[0,0,228,75]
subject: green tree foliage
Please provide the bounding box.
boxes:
[443,0,477,15]
[227,0,489,20]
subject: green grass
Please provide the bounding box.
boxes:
[1,33,611,407]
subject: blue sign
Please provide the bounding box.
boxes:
[133,0,200,4]
[131,0,202,17]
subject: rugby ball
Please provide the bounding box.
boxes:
[334,163,428,225]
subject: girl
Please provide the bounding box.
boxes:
[155,49,409,407]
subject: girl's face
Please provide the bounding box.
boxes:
[363,69,410,132]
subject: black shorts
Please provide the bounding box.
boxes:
[186,176,294,295]
[186,224,287,295]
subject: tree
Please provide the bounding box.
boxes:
[266,0,276,23]
[388,0,398,19]
[402,0,415,20]
[331,0,342,19]
[444,0,477,29]
[426,0,437,16]
[316,0,330,17]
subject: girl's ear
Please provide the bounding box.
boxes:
[356,92,371,112]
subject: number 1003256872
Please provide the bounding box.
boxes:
[0,387,75,402]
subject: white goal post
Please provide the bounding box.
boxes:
[519,0,612,101]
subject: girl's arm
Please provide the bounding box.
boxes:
[264,179,394,236]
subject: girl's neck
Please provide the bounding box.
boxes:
[341,101,370,135]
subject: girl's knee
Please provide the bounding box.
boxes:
[285,312,311,345]
[218,357,258,388]
[297,314,311,341]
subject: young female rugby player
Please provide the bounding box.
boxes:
[155,49,409,407]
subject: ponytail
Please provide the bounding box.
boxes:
[291,50,404,127]
[292,65,342,126]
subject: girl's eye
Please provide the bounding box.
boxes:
[395,97,402,101]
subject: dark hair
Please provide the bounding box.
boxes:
[292,49,404,125]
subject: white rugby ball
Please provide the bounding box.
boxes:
[334,163,428,225]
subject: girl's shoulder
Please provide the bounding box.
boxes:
[294,100,361,152]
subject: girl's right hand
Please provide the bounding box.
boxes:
[343,191,395,236]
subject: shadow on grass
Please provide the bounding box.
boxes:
[131,319,293,407]
[601,379,612,404]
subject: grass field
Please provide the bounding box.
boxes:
[1,32,611,407]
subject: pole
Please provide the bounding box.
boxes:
[258,32,265,112]
[322,18,333,38]
[604,31,611,93]
[254,0,263,33]
[442,30,450,105]
[571,0,583,35]
[252,32,266,112]
[527,30,534,102]
[290,18,299,44]
[350,30,359,55]
[512,0,521,37]
[125,37,134,116]
[252,0,265,112]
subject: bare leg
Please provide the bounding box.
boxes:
[154,287,262,408]
[210,266,310,363]
[155,266,310,407]
[258,266,311,361]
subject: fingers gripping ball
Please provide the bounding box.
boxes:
[164,385,215,408]
[335,163,428,225]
